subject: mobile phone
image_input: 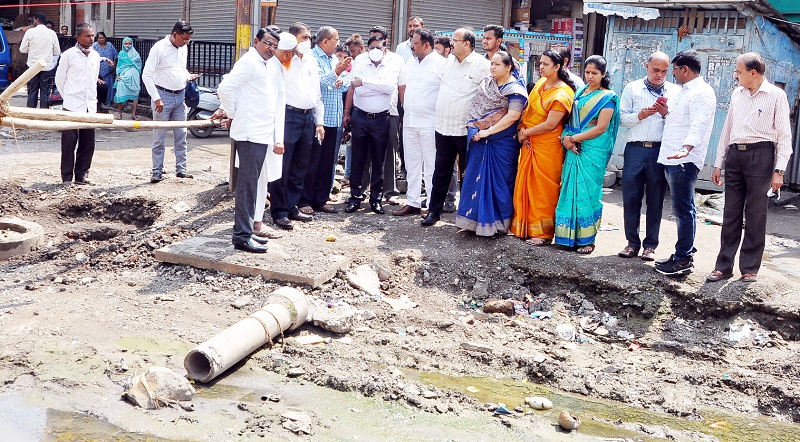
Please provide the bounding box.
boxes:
[656,96,667,105]
[575,142,582,153]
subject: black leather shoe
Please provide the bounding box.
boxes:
[150,171,163,183]
[421,213,440,226]
[370,202,385,214]
[274,217,294,230]
[344,202,361,213]
[250,235,269,245]
[233,238,268,253]
[289,211,313,222]
[176,171,193,179]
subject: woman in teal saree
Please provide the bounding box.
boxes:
[114,37,142,120]
[554,55,620,254]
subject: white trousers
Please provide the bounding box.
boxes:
[402,126,436,208]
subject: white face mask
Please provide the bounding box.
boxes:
[368,48,384,62]
[296,40,311,55]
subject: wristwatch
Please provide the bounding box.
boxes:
[775,169,785,176]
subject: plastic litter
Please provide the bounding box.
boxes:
[728,323,752,343]
[554,324,577,341]
[531,311,553,319]
[493,403,513,415]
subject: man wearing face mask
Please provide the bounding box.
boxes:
[268,22,325,231]
[214,27,288,253]
[343,37,402,214]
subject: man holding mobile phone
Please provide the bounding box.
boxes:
[618,52,680,262]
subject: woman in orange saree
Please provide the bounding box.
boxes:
[510,50,576,245]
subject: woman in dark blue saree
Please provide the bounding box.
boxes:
[455,51,528,236]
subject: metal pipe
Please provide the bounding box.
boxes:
[184,287,308,383]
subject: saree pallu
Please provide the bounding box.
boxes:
[511,79,574,239]
[554,87,620,247]
[114,39,142,104]
[455,124,520,236]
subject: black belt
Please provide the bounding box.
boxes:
[155,85,185,94]
[730,141,774,151]
[286,104,314,114]
[355,108,389,119]
[630,141,661,148]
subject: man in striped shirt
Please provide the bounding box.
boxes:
[706,52,792,283]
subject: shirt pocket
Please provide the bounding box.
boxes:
[453,74,477,94]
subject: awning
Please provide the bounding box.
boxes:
[583,3,661,20]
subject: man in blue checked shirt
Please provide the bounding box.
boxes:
[298,26,352,214]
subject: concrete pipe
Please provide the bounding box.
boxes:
[184,287,308,383]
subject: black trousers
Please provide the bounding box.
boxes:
[269,108,314,219]
[348,108,390,204]
[714,146,775,275]
[61,128,96,182]
[27,69,51,108]
[428,132,468,215]
[300,125,339,208]
[233,141,268,243]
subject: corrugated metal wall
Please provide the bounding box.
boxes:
[189,0,235,41]
[30,0,60,28]
[409,0,504,34]
[275,0,395,43]
[115,0,184,39]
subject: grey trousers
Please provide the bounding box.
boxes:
[233,141,268,244]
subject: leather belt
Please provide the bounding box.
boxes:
[731,141,774,151]
[630,141,661,148]
[286,104,313,114]
[355,108,389,119]
[155,85,185,94]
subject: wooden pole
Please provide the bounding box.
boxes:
[5,106,116,124]
[0,59,47,104]
[0,116,219,131]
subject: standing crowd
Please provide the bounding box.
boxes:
[21,15,792,281]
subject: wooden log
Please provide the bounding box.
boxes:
[0,116,219,131]
[0,59,47,104]
[5,106,116,124]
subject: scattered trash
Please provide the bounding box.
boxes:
[617,330,635,340]
[294,334,325,345]
[493,403,513,415]
[525,396,553,410]
[466,386,480,393]
[531,311,553,319]
[598,224,619,231]
[326,235,336,242]
[554,324,577,341]
[382,294,418,311]
[172,201,191,213]
[281,411,313,435]
[558,410,581,431]
[628,342,641,352]
[784,204,798,210]
[261,394,281,403]
[575,333,596,344]
[593,327,609,336]
[346,265,381,296]
[728,323,752,343]
[124,366,196,410]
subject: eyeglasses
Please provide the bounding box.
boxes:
[260,39,277,49]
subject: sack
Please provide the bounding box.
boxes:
[185,80,200,108]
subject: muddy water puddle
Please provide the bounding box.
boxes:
[409,369,800,442]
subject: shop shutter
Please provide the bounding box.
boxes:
[188,0,235,41]
[115,0,184,40]
[29,0,60,29]
[275,0,394,43]
[409,0,504,35]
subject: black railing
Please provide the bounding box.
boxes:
[57,35,234,103]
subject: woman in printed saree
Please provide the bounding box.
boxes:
[455,51,528,236]
[554,55,620,254]
[511,49,576,245]
[92,32,118,108]
[114,37,143,120]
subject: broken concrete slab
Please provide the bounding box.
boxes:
[154,224,350,287]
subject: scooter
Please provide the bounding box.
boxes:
[188,86,224,138]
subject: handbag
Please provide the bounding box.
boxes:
[185,80,200,108]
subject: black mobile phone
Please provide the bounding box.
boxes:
[575,142,582,153]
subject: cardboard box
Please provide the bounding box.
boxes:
[512,8,531,23]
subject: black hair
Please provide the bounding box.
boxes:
[671,50,701,74]
[462,28,476,49]
[46,21,54,28]
[346,33,364,48]
[75,23,92,37]
[413,27,435,48]
[494,50,514,68]
[256,27,280,42]
[335,44,347,53]
[542,49,576,91]
[266,25,281,34]
[172,20,193,35]
[557,48,572,66]
[584,55,612,89]
[96,31,107,40]
[369,26,388,40]
[739,52,765,75]
[483,24,504,39]
[289,22,310,36]
[366,36,386,48]
[34,13,46,24]
[435,35,451,49]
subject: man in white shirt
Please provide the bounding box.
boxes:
[343,36,402,214]
[618,51,680,262]
[142,20,200,183]
[558,48,585,90]
[395,16,423,63]
[215,27,287,253]
[394,27,444,216]
[19,12,60,108]
[55,23,100,186]
[421,28,490,226]
[707,52,792,283]
[267,22,325,230]
[655,50,717,276]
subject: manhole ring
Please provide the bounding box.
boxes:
[0,217,45,260]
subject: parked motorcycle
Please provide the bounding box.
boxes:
[188,86,224,138]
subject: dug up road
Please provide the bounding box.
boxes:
[1,93,799,441]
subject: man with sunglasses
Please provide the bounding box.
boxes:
[215,28,293,253]
[142,20,201,184]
